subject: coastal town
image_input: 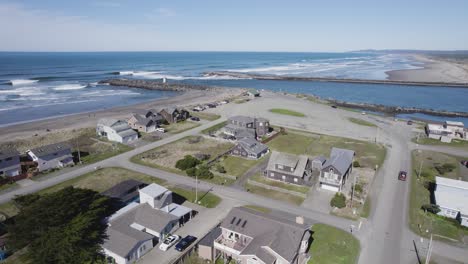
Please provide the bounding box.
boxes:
[0,85,467,264]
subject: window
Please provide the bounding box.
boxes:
[278,165,283,170]
[270,173,274,177]
[282,175,286,180]
[6,157,12,161]
[294,178,298,182]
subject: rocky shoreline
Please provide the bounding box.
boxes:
[99,78,216,91]
[204,71,468,88]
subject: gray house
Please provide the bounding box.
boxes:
[0,149,21,177]
[265,151,311,185]
[27,142,74,172]
[102,179,148,205]
[319,147,355,192]
[224,116,270,139]
[159,107,189,124]
[311,156,327,171]
[213,207,311,264]
[231,138,269,159]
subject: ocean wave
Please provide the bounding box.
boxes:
[9,79,39,86]
[0,87,45,96]
[52,84,87,91]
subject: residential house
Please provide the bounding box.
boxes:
[426,121,466,142]
[159,107,189,124]
[102,179,148,205]
[224,116,270,139]
[434,176,468,227]
[213,207,311,264]
[127,110,164,133]
[231,138,269,159]
[319,148,355,192]
[0,149,21,177]
[311,156,327,171]
[265,151,311,185]
[246,89,260,98]
[97,118,138,144]
[103,183,193,264]
[198,227,222,261]
[27,142,74,172]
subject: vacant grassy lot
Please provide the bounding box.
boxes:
[267,129,386,168]
[245,183,305,205]
[251,172,309,194]
[201,121,227,135]
[412,137,468,148]
[163,121,200,134]
[219,155,268,178]
[168,187,221,208]
[190,111,221,121]
[308,224,360,264]
[347,117,376,127]
[269,108,305,117]
[409,150,468,242]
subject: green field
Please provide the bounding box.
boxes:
[201,121,227,135]
[412,137,468,148]
[219,155,268,178]
[190,111,221,121]
[409,150,468,242]
[348,117,377,127]
[267,129,386,168]
[269,108,305,117]
[251,172,309,194]
[245,183,305,205]
[308,224,360,264]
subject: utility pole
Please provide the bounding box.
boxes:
[76,139,81,164]
[195,174,198,203]
[425,234,433,264]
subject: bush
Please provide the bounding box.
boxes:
[421,204,441,214]
[216,164,226,173]
[186,167,197,177]
[434,163,456,175]
[354,184,363,194]
[175,155,200,171]
[196,165,214,179]
[353,161,361,168]
[330,193,346,208]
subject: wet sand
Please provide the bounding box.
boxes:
[387,54,468,83]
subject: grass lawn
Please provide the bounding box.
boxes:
[242,205,272,213]
[360,197,371,218]
[245,183,305,205]
[409,150,468,242]
[201,121,227,135]
[308,224,360,264]
[0,182,18,193]
[190,111,221,121]
[168,187,221,208]
[347,117,377,127]
[251,172,309,194]
[267,129,386,169]
[269,108,305,117]
[163,121,201,134]
[219,155,268,178]
[79,141,133,164]
[412,137,468,148]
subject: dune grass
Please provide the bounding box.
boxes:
[348,117,376,127]
[269,108,305,117]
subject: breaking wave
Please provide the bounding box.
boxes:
[9,79,39,86]
[52,84,87,91]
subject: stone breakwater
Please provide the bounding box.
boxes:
[99,79,215,91]
[204,71,468,88]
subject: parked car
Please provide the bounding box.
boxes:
[190,117,200,121]
[331,105,337,109]
[407,120,413,125]
[461,160,468,168]
[398,171,407,181]
[159,235,180,251]
[175,235,197,252]
[155,127,165,133]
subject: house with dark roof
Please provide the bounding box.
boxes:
[0,149,21,177]
[231,138,269,159]
[319,147,355,192]
[102,180,148,204]
[127,111,163,133]
[265,151,312,185]
[158,107,189,124]
[223,116,270,139]
[198,227,222,261]
[27,142,74,172]
[213,207,311,264]
[97,118,138,143]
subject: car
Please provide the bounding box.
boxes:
[398,171,407,181]
[190,116,200,121]
[361,111,366,115]
[159,235,180,251]
[331,105,337,109]
[407,120,413,125]
[461,160,468,168]
[155,127,165,133]
[174,235,197,252]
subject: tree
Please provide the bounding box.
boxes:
[196,165,214,179]
[330,192,346,208]
[175,155,200,171]
[421,204,441,214]
[216,164,226,174]
[7,187,118,264]
[186,167,197,177]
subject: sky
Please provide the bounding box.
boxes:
[1,0,467,52]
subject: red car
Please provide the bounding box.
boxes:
[398,171,407,181]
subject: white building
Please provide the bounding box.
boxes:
[434,176,468,227]
[27,142,74,172]
[97,118,138,144]
[426,121,466,142]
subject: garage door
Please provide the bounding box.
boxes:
[321,184,339,192]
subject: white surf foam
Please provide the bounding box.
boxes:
[119,71,134,75]
[9,79,39,86]
[52,84,87,91]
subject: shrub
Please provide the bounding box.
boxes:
[434,163,456,175]
[175,155,200,171]
[354,184,363,194]
[330,193,346,208]
[421,204,441,214]
[353,161,361,168]
[196,165,214,179]
[216,164,226,174]
[186,167,197,177]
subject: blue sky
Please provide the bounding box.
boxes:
[1,0,467,51]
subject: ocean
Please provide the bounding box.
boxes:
[0,51,467,126]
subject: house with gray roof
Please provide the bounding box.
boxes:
[434,176,468,227]
[0,148,21,177]
[158,107,189,124]
[127,111,163,133]
[231,138,269,159]
[213,207,311,264]
[97,118,138,144]
[224,116,270,139]
[102,179,148,204]
[265,151,312,186]
[27,142,74,172]
[319,147,355,192]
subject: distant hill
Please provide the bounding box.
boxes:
[351,49,468,55]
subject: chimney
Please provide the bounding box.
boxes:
[296,216,304,225]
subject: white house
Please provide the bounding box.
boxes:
[97,118,138,144]
[426,121,466,142]
[434,176,468,227]
[27,142,74,172]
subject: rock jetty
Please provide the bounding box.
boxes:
[99,79,214,91]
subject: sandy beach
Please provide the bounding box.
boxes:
[0,88,243,143]
[387,54,468,83]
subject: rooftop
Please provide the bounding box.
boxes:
[435,177,468,215]
[238,137,268,155]
[102,179,147,201]
[139,183,170,199]
[267,151,309,177]
[29,142,71,157]
[0,148,20,160]
[322,147,355,175]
